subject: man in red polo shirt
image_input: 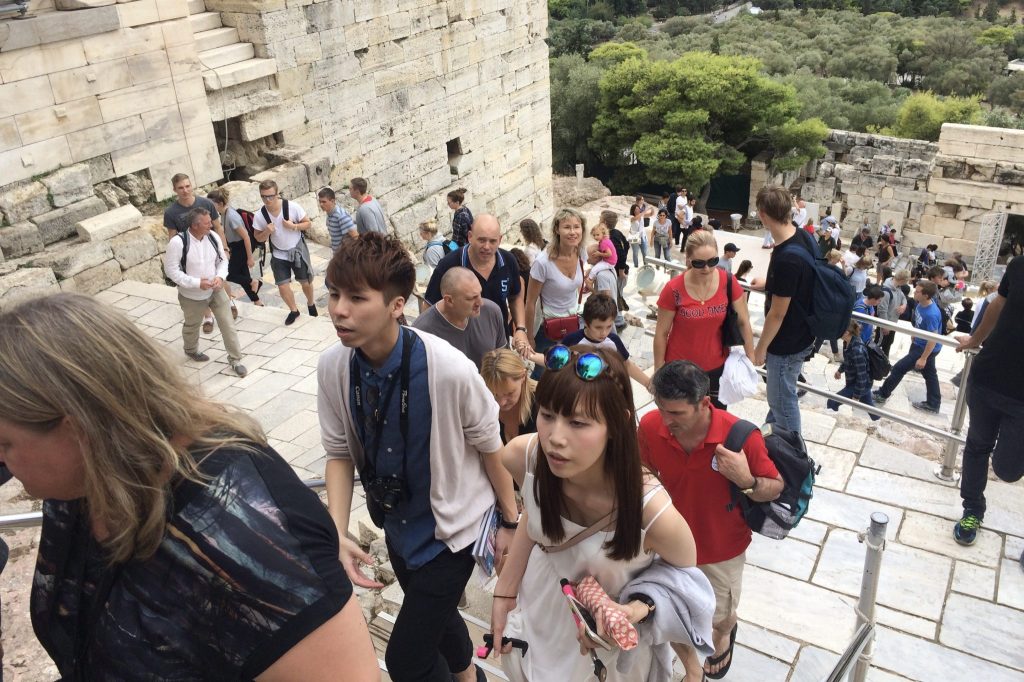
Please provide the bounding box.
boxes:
[639,361,783,681]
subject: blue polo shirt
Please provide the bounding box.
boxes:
[912,301,942,355]
[350,330,444,569]
[423,246,522,338]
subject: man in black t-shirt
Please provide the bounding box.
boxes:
[953,256,1024,554]
[753,185,815,433]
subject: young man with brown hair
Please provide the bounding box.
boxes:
[873,280,943,413]
[252,179,317,326]
[317,233,516,682]
[348,177,389,236]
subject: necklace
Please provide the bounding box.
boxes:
[686,272,718,305]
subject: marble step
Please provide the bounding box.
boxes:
[194,25,239,52]
[186,0,205,15]
[188,10,221,33]
[202,57,277,91]
[198,41,254,70]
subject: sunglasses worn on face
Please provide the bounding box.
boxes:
[544,344,607,381]
[689,256,720,269]
[260,194,278,201]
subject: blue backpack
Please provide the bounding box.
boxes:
[788,229,856,341]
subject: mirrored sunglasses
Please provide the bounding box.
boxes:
[543,344,607,381]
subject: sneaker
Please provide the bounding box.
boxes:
[230,362,248,378]
[202,318,214,334]
[307,305,318,317]
[951,371,962,388]
[953,513,982,546]
[872,390,887,404]
[285,310,300,326]
[912,401,939,414]
[185,351,210,362]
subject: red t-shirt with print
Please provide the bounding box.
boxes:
[657,268,744,371]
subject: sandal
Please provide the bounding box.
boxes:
[703,623,737,680]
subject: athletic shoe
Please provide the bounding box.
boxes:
[912,401,939,414]
[953,513,982,546]
[231,362,248,378]
[871,390,887,404]
[185,351,210,362]
[307,305,318,317]
[285,310,300,325]
[202,318,214,334]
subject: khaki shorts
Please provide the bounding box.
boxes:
[698,552,746,626]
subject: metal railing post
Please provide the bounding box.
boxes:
[936,352,974,483]
[851,512,888,682]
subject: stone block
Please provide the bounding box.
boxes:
[161,18,194,48]
[76,204,143,241]
[117,0,161,28]
[48,59,133,103]
[901,158,932,180]
[82,24,165,64]
[940,237,976,256]
[112,171,154,205]
[0,181,51,224]
[41,163,94,208]
[121,255,164,283]
[239,99,306,141]
[97,79,177,122]
[0,268,60,309]
[303,0,353,31]
[0,75,55,119]
[94,181,130,208]
[54,0,117,9]
[303,155,331,194]
[218,180,261,213]
[127,50,171,85]
[111,135,181,177]
[83,154,115,185]
[0,222,45,258]
[15,95,104,146]
[66,116,148,162]
[31,196,107,244]
[59,258,122,294]
[0,116,19,153]
[33,240,114,279]
[250,161,309,198]
[109,227,158,268]
[0,6,120,53]
[0,40,88,84]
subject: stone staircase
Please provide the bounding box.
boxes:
[186,0,279,118]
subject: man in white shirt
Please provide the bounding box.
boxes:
[791,198,807,230]
[252,179,318,326]
[163,207,247,377]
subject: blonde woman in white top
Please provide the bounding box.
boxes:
[524,208,586,358]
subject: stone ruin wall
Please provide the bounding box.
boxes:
[0,0,554,305]
[751,124,1024,262]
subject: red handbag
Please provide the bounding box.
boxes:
[541,258,584,341]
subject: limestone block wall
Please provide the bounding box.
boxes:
[0,0,221,197]
[752,125,1024,260]
[212,0,555,241]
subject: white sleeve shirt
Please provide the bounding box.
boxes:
[163,231,227,301]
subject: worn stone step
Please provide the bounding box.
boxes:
[186,0,206,14]
[198,41,254,69]
[194,25,239,52]
[188,10,221,33]
[202,57,277,91]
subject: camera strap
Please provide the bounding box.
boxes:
[351,327,414,481]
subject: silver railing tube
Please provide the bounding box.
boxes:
[851,512,889,682]
[937,351,974,482]
[0,479,329,531]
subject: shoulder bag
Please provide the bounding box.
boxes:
[721,269,744,349]
[541,257,584,342]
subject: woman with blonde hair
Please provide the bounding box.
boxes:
[480,349,538,443]
[524,208,586,361]
[653,230,755,408]
[0,293,378,681]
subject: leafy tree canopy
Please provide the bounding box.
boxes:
[590,52,827,190]
[886,91,981,140]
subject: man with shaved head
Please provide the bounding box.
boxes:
[413,267,506,368]
[424,213,526,344]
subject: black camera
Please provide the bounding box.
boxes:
[364,474,406,527]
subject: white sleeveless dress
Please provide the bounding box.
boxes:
[501,439,671,682]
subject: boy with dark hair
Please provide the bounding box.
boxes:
[317,233,516,682]
[873,281,943,413]
[318,187,356,251]
[252,179,318,326]
[521,292,650,389]
[954,298,974,334]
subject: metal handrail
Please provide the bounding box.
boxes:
[0,479,327,531]
[644,256,972,482]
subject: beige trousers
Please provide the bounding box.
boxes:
[179,288,242,362]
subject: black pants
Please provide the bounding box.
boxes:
[671,219,682,244]
[959,382,1024,518]
[385,541,475,681]
[227,241,261,302]
[707,364,727,411]
[875,328,896,358]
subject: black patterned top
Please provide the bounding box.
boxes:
[31,443,352,681]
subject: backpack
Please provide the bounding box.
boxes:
[787,230,857,341]
[236,207,266,267]
[724,421,819,540]
[866,342,891,381]
[938,302,954,335]
[170,230,223,286]
[260,199,305,245]
[609,229,629,271]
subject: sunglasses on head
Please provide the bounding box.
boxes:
[689,256,720,269]
[543,345,607,381]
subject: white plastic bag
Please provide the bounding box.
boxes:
[719,347,758,406]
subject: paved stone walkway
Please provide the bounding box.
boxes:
[4,228,1023,681]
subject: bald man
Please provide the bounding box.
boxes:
[423,213,526,344]
[413,267,506,368]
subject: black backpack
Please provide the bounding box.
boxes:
[787,230,857,341]
[724,421,819,540]
[236,207,266,267]
[260,199,305,245]
[609,229,629,272]
[172,230,223,283]
[866,342,891,381]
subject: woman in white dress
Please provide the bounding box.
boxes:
[490,347,697,681]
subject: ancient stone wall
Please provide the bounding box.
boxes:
[753,125,1024,260]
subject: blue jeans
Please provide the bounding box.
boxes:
[877,344,940,409]
[827,384,881,421]
[630,238,648,267]
[652,235,671,262]
[765,346,811,433]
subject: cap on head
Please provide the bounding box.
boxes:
[724,243,739,253]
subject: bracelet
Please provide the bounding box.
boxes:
[515,326,528,334]
[493,594,518,600]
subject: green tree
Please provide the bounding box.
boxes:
[549,18,618,57]
[889,91,981,140]
[983,0,999,22]
[549,55,605,173]
[590,52,827,190]
[987,72,1024,113]
[589,41,648,68]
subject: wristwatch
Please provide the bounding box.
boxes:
[498,510,520,530]
[741,477,758,496]
[628,593,656,624]
[515,326,528,334]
